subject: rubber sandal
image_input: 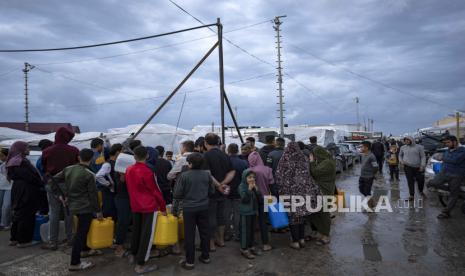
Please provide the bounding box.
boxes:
[69,260,95,271]
[135,264,158,274]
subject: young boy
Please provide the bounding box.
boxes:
[386,144,400,181]
[359,141,379,210]
[173,153,214,270]
[53,148,103,272]
[238,170,260,259]
[125,146,166,274]
[165,151,175,166]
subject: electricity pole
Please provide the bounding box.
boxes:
[23,62,34,132]
[355,96,360,131]
[274,15,286,138]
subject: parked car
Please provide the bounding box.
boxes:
[326,143,350,172]
[339,143,360,164]
[337,144,355,169]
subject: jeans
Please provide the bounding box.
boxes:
[71,213,93,265]
[224,198,240,239]
[114,197,132,245]
[0,190,11,227]
[184,209,210,264]
[46,188,72,243]
[404,165,425,196]
[427,174,465,212]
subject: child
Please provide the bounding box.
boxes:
[173,153,214,270]
[53,148,103,271]
[165,151,175,166]
[125,146,166,274]
[238,170,260,259]
[386,144,400,181]
[359,141,379,209]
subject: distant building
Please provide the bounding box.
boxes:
[0,122,80,135]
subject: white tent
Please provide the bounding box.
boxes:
[0,127,35,142]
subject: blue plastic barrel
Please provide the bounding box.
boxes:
[33,214,49,241]
[268,202,289,229]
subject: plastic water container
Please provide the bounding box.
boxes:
[86,218,115,249]
[153,214,178,246]
[178,215,184,240]
[40,221,67,242]
[33,214,49,241]
[114,153,135,173]
[433,163,442,174]
[267,201,289,229]
[336,189,347,208]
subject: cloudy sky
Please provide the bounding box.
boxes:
[1,0,464,135]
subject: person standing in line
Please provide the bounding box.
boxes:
[309,146,336,245]
[194,137,206,154]
[259,135,275,164]
[165,151,175,166]
[245,137,258,152]
[53,149,103,271]
[6,141,42,248]
[154,146,173,205]
[35,139,53,215]
[358,141,379,209]
[225,143,248,242]
[247,151,274,251]
[173,153,214,270]
[203,133,235,252]
[167,141,194,182]
[386,144,400,181]
[125,146,166,274]
[240,144,253,165]
[427,135,465,219]
[276,142,321,249]
[0,148,12,231]
[41,126,79,250]
[399,136,426,200]
[90,138,105,173]
[266,138,285,177]
[306,136,319,153]
[371,139,385,175]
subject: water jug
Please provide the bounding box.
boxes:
[40,220,66,242]
[153,214,178,246]
[33,214,49,241]
[86,218,114,249]
[114,153,136,173]
[267,201,288,229]
[336,189,347,208]
[433,162,442,174]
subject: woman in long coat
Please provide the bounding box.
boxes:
[276,142,320,249]
[6,141,42,247]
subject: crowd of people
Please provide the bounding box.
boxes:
[0,125,464,273]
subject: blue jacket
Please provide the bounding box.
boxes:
[442,147,465,176]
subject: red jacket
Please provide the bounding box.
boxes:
[42,126,79,175]
[125,162,166,213]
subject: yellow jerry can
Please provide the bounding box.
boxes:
[336,189,347,208]
[178,215,184,240]
[153,214,178,246]
[87,218,114,249]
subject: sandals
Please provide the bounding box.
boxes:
[81,249,103,258]
[69,260,95,271]
[241,249,255,259]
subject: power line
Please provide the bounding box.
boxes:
[0,23,217,53]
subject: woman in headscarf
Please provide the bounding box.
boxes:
[276,142,320,249]
[6,141,42,247]
[309,146,336,245]
[247,151,274,251]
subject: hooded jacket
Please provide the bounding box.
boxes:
[42,127,79,175]
[399,136,426,168]
[309,147,336,195]
[259,144,275,164]
[442,146,465,176]
[238,169,260,216]
[248,151,274,196]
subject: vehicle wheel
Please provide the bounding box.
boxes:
[438,194,448,207]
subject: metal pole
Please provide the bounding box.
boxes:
[22,62,34,132]
[223,90,244,144]
[456,111,460,140]
[355,97,360,131]
[217,18,226,144]
[274,15,286,138]
[131,41,219,140]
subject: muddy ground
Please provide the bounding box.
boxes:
[0,163,464,276]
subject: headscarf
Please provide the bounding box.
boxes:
[313,146,332,162]
[248,151,274,195]
[276,142,321,219]
[6,141,28,168]
[146,146,159,168]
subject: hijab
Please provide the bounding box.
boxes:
[247,151,274,195]
[6,141,28,168]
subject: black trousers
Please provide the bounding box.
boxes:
[101,188,116,220]
[131,212,156,266]
[10,212,35,244]
[289,223,305,242]
[183,208,210,264]
[404,165,425,196]
[161,189,172,205]
[71,213,93,265]
[10,182,37,244]
[257,199,269,245]
[208,197,225,237]
[427,174,465,212]
[240,215,255,250]
[114,197,132,245]
[375,156,384,173]
[389,165,399,180]
[359,177,374,197]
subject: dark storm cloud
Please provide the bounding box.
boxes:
[1,0,464,134]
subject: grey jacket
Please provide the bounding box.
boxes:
[399,136,426,168]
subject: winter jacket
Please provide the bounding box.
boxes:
[309,147,336,195]
[372,141,385,158]
[442,146,465,176]
[125,162,166,213]
[266,148,284,176]
[238,169,260,216]
[259,145,275,164]
[228,155,248,199]
[153,158,173,192]
[172,170,214,214]
[53,164,100,215]
[42,127,79,176]
[399,136,426,168]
